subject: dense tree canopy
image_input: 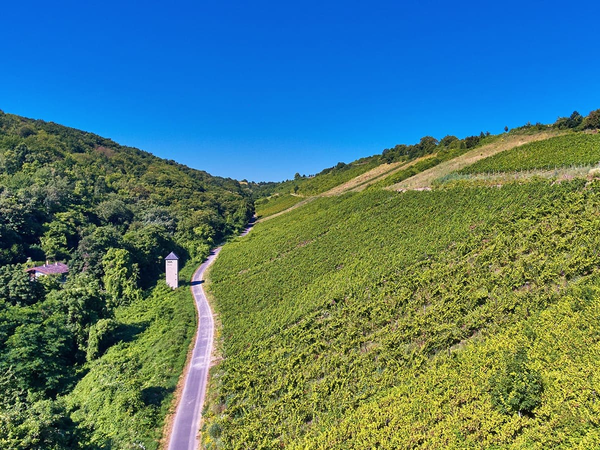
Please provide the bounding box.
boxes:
[0,110,253,447]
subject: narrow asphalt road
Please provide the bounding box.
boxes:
[168,222,254,450]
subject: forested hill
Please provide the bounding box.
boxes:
[0,110,253,448]
[0,110,253,269]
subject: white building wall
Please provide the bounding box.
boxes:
[166,259,179,289]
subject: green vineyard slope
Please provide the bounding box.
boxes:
[203,180,600,448]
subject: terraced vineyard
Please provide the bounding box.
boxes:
[293,158,381,196]
[255,194,306,218]
[459,133,600,175]
[387,131,563,191]
[202,179,600,448]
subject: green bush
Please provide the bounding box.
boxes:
[86,318,119,361]
[490,349,543,416]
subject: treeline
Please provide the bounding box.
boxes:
[381,109,600,164]
[0,110,253,448]
[381,133,488,164]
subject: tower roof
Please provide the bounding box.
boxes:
[165,252,179,260]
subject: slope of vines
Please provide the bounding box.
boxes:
[202,180,600,448]
[255,194,306,218]
[459,133,600,174]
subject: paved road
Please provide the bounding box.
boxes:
[169,222,254,450]
[168,247,221,450]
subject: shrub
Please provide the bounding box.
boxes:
[489,349,543,416]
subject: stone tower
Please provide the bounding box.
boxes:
[165,252,179,289]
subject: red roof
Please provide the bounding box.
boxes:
[27,262,69,275]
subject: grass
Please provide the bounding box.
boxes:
[65,262,199,450]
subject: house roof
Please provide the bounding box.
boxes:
[165,252,179,260]
[26,262,69,275]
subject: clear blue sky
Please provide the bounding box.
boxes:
[2,1,599,182]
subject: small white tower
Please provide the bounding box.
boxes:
[165,252,179,289]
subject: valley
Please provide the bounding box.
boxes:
[1,108,600,449]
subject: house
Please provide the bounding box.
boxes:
[26,262,69,280]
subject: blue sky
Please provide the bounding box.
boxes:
[2,0,599,181]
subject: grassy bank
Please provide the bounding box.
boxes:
[65,262,199,449]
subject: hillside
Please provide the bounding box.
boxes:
[254,122,588,220]
[201,110,600,448]
[0,110,253,448]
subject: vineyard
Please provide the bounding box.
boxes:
[291,158,381,196]
[202,178,600,448]
[255,194,306,218]
[458,133,600,175]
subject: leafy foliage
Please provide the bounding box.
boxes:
[489,349,543,416]
[583,109,600,130]
[0,110,253,447]
[102,248,141,308]
[0,264,45,306]
[66,267,198,449]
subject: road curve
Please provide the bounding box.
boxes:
[168,223,254,450]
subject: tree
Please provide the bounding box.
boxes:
[568,111,584,128]
[86,318,119,361]
[72,225,124,277]
[464,135,481,149]
[142,206,177,233]
[44,274,108,354]
[0,370,80,450]
[556,111,584,129]
[2,143,29,174]
[3,314,75,395]
[102,248,141,309]
[418,136,439,154]
[0,264,45,306]
[40,221,69,262]
[583,109,600,130]
[439,135,458,148]
[96,198,133,226]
